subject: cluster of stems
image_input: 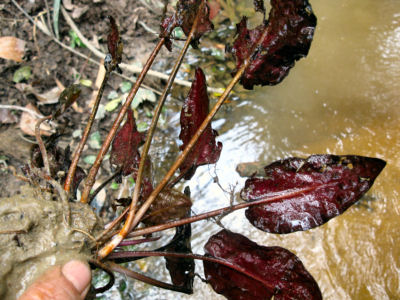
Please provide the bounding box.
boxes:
[57,0,278,262]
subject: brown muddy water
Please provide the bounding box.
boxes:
[101,0,400,299]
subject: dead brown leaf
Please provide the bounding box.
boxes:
[0,109,18,124]
[19,104,52,136]
[0,36,26,62]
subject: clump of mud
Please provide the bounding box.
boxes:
[0,185,104,300]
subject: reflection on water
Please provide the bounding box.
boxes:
[112,0,400,299]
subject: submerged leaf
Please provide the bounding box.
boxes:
[204,229,322,300]
[163,220,195,292]
[110,109,145,176]
[53,84,81,119]
[241,155,386,233]
[142,188,192,226]
[230,0,317,89]
[160,0,213,49]
[179,68,222,180]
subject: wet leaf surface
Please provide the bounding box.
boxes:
[203,229,322,300]
[160,0,213,49]
[179,68,222,180]
[110,109,145,176]
[163,221,195,293]
[241,155,386,233]
[53,84,81,119]
[230,0,317,89]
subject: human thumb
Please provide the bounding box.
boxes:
[19,260,91,300]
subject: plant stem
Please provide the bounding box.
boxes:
[64,71,110,193]
[97,0,205,259]
[108,251,275,290]
[35,115,52,176]
[108,262,193,294]
[127,185,318,238]
[119,21,273,236]
[88,167,120,204]
[80,38,165,203]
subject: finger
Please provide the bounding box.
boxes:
[19,260,91,300]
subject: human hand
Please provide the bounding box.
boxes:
[19,260,91,300]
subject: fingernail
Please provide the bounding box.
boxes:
[62,260,91,294]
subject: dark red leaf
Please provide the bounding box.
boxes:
[106,16,123,71]
[204,229,322,300]
[141,188,192,226]
[110,109,145,176]
[241,155,386,233]
[53,84,81,119]
[160,0,213,49]
[230,0,317,89]
[179,68,222,180]
[163,221,195,293]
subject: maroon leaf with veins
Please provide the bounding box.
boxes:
[163,220,195,293]
[110,109,145,176]
[204,229,322,300]
[179,67,222,180]
[160,0,213,49]
[241,155,386,234]
[230,0,317,89]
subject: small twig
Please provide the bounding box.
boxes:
[44,0,54,36]
[89,259,115,294]
[35,116,52,176]
[97,0,205,259]
[108,262,192,294]
[0,229,27,234]
[71,228,97,244]
[0,104,44,119]
[88,168,121,204]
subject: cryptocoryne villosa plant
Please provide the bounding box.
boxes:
[11,0,386,299]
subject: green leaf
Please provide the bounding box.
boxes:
[72,129,82,138]
[110,181,119,190]
[137,122,148,132]
[79,78,92,87]
[69,30,86,48]
[173,27,184,39]
[89,131,102,149]
[95,104,106,120]
[107,90,119,99]
[120,81,132,93]
[53,0,61,39]
[105,98,121,112]
[13,66,31,83]
[83,155,96,165]
[131,88,156,109]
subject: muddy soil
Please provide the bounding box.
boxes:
[0,0,177,197]
[0,185,103,300]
